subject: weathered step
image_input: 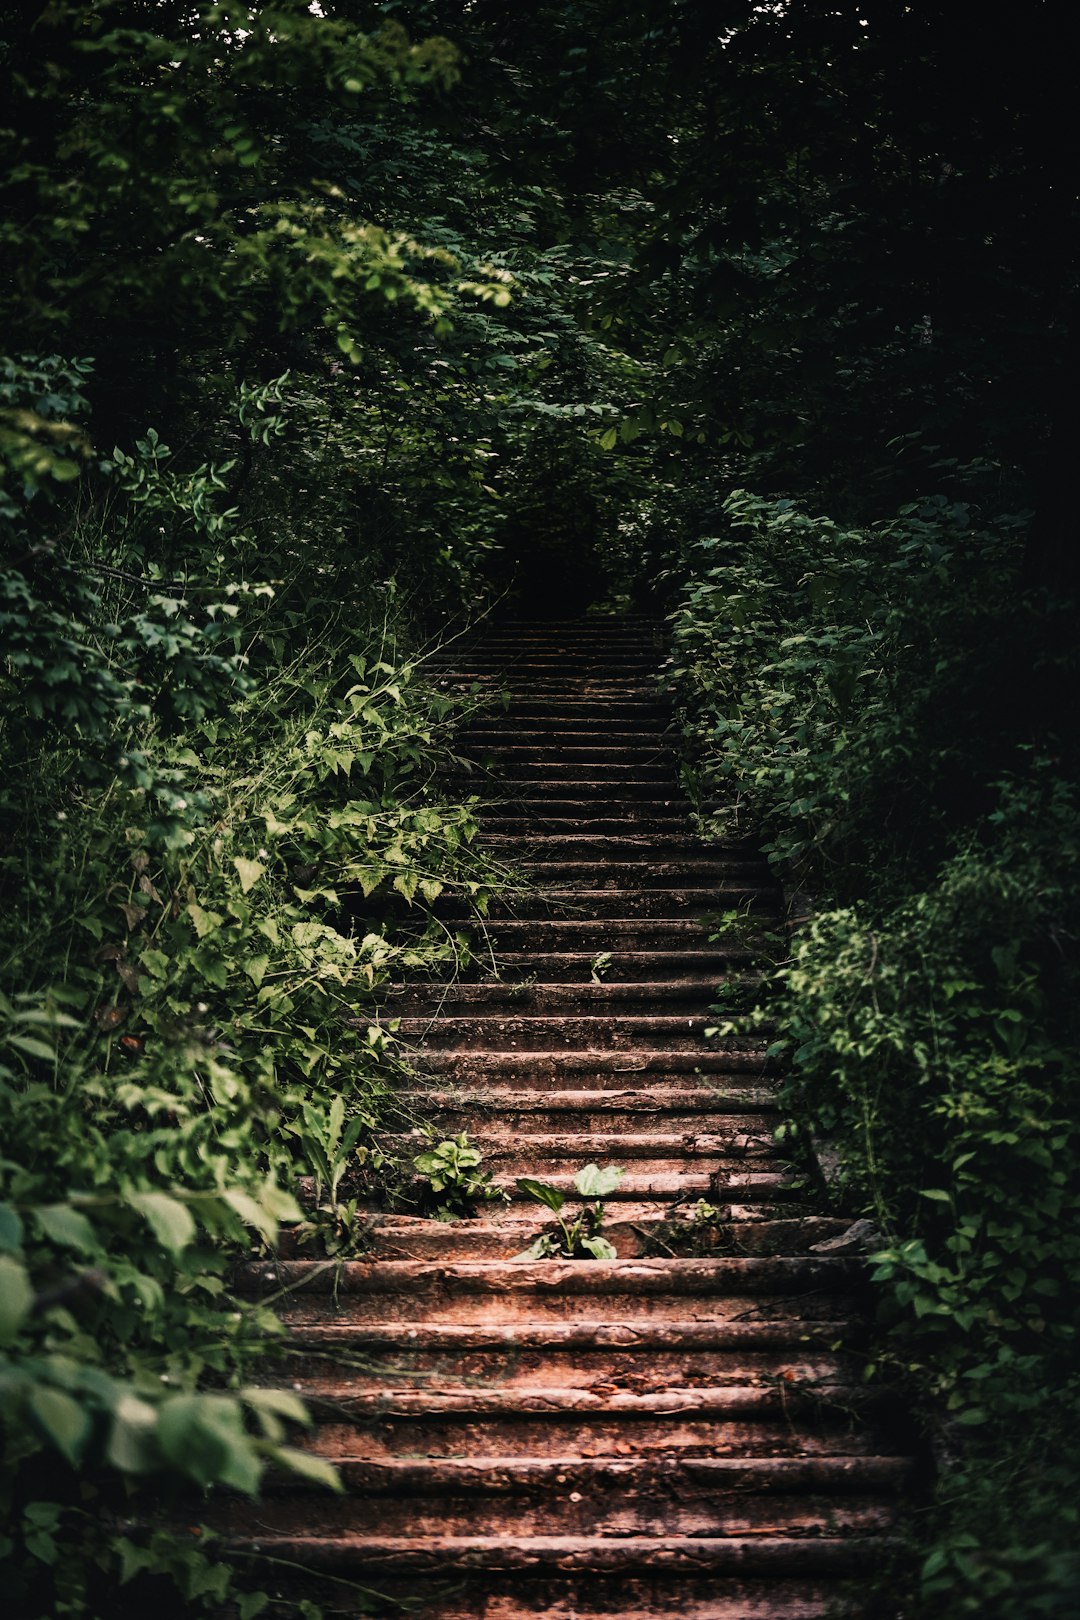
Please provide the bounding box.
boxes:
[466,920,763,951]
[456,762,682,784]
[477,833,750,856]
[303,1213,847,1261]
[282,1316,864,1354]
[266,1452,913,1499]
[229,1534,890,1579]
[395,1013,757,1049]
[467,744,675,761]
[495,1170,795,1203]
[436,678,663,694]
[449,778,691,801]
[479,812,695,835]
[401,1083,779,1118]
[391,1125,781,1163]
[473,950,753,980]
[294,1380,878,1428]
[507,860,766,889]
[479,699,671,718]
[216,1488,893,1541]
[462,727,676,745]
[224,1573,863,1620]
[443,888,778,920]
[387,979,756,1014]
[281,1338,856,1390]
[413,1050,773,1085]
[244,1256,859,1301]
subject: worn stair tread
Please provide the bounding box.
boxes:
[283,1317,864,1351]
[403,1085,778,1111]
[260,1453,912,1494]
[388,983,757,1015]
[245,1589,862,1620]
[245,1256,856,1295]
[224,1532,892,1574]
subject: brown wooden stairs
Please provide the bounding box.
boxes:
[226,618,912,1618]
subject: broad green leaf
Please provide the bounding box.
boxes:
[223,1188,276,1240]
[106,1392,159,1474]
[274,1446,342,1492]
[35,1203,97,1253]
[515,1177,565,1213]
[28,1384,91,1465]
[580,1236,618,1260]
[127,1191,196,1253]
[0,1255,33,1344]
[158,1393,262,1493]
[243,953,270,988]
[513,1234,559,1260]
[574,1164,625,1200]
[242,1387,310,1426]
[5,1033,58,1062]
[0,1203,24,1252]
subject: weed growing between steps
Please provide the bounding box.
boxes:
[410,1134,507,1220]
[0,603,505,1617]
[516,1164,626,1259]
[668,485,1080,1615]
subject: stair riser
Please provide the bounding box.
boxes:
[294,1417,885,1464]
[458,953,754,981]
[400,1020,754,1050]
[281,1347,850,1387]
[305,1219,837,1261]
[388,985,750,1015]
[212,1494,893,1540]
[413,1054,774,1083]
[440,890,779,919]
[226,1572,865,1619]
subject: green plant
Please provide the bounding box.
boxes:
[515,1164,625,1259]
[589,951,613,983]
[411,1135,505,1221]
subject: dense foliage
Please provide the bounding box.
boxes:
[2,2,1077,1615]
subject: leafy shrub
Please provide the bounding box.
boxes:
[669,484,1080,1616]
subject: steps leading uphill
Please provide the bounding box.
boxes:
[228,619,911,1618]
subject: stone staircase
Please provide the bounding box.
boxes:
[227,617,911,1618]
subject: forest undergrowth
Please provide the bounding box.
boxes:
[666,484,1080,1616]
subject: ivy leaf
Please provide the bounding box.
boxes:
[393,869,419,903]
[232,856,267,894]
[243,954,270,988]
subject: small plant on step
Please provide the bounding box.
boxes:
[589,951,613,983]
[412,1134,506,1221]
[515,1163,625,1259]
